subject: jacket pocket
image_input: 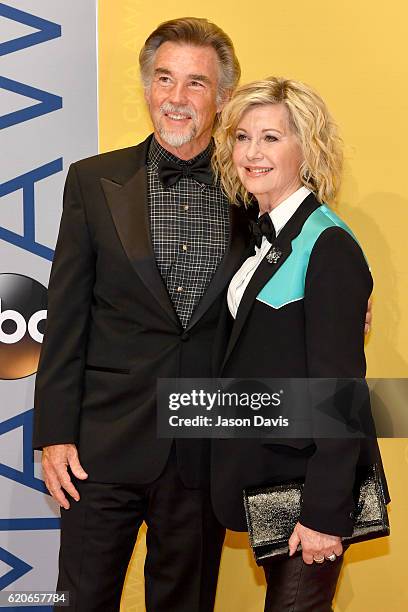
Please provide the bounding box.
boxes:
[85,364,131,375]
[261,438,315,452]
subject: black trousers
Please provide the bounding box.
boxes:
[56,448,225,612]
[263,550,345,612]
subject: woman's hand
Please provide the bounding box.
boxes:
[288,521,343,565]
[365,296,373,334]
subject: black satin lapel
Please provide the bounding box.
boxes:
[186,204,250,331]
[221,243,293,371]
[221,193,321,371]
[101,170,180,328]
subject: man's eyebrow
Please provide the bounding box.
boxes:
[154,68,172,76]
[188,73,211,85]
[154,68,211,85]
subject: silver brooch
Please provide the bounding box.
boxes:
[266,247,282,264]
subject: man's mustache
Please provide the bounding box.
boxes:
[160,102,198,122]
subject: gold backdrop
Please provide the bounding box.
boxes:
[98,1,408,609]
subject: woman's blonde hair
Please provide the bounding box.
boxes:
[213,77,343,205]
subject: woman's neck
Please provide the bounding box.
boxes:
[256,182,303,213]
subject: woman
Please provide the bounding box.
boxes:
[211,77,389,611]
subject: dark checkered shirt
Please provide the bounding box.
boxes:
[147,137,230,328]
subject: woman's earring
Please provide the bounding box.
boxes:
[302,168,312,183]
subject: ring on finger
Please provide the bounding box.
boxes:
[313,556,325,564]
[326,553,337,562]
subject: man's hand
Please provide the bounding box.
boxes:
[365,296,372,334]
[42,444,88,509]
[288,521,343,565]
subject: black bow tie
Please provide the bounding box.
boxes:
[249,213,276,248]
[158,156,214,187]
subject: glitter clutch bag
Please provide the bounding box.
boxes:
[243,464,390,565]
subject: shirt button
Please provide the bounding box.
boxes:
[183,204,189,211]
[181,244,188,252]
[176,286,184,293]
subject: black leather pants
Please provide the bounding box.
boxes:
[263,550,345,612]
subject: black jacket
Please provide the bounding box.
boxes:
[33,135,250,487]
[211,194,389,533]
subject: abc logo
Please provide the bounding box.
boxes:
[0,274,47,380]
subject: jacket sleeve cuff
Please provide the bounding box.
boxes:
[299,504,355,537]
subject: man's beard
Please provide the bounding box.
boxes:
[157,103,198,148]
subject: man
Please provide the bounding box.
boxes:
[33,17,247,612]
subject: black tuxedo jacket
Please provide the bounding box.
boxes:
[211,194,389,534]
[33,135,250,487]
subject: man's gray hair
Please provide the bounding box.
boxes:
[139,17,241,104]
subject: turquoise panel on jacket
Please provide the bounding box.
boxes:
[256,205,359,309]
